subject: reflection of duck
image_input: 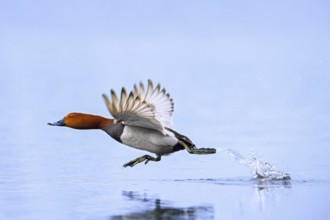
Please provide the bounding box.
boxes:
[49,80,216,167]
[110,191,214,219]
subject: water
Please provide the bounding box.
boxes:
[1,126,329,220]
[1,75,329,220]
[1,75,329,219]
[1,1,330,218]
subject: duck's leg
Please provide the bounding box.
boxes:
[123,154,162,168]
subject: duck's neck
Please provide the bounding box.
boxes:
[67,113,112,130]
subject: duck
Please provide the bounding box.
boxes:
[48,80,216,167]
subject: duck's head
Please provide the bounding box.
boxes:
[48,112,111,129]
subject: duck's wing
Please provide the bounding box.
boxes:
[102,79,174,134]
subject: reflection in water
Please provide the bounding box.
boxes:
[255,178,291,190]
[171,177,292,189]
[110,191,214,220]
[252,178,291,212]
[170,177,291,215]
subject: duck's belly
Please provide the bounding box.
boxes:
[120,126,178,154]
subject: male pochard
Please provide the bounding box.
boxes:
[48,80,216,167]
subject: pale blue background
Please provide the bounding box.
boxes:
[1,1,330,219]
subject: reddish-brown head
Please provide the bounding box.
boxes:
[48,112,111,129]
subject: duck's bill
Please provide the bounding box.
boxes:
[47,119,65,126]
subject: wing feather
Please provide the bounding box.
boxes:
[119,87,127,112]
[102,80,174,133]
[124,91,135,111]
[110,90,119,115]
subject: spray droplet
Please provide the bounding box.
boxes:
[219,148,291,181]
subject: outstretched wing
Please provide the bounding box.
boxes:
[102,79,174,134]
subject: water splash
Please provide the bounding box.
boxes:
[219,148,291,181]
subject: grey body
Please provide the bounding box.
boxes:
[103,123,179,154]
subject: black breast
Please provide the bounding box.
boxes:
[103,123,124,143]
[172,142,185,152]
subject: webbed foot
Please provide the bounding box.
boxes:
[123,154,162,168]
[190,147,216,154]
[180,141,216,155]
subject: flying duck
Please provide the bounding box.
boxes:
[48,80,216,167]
